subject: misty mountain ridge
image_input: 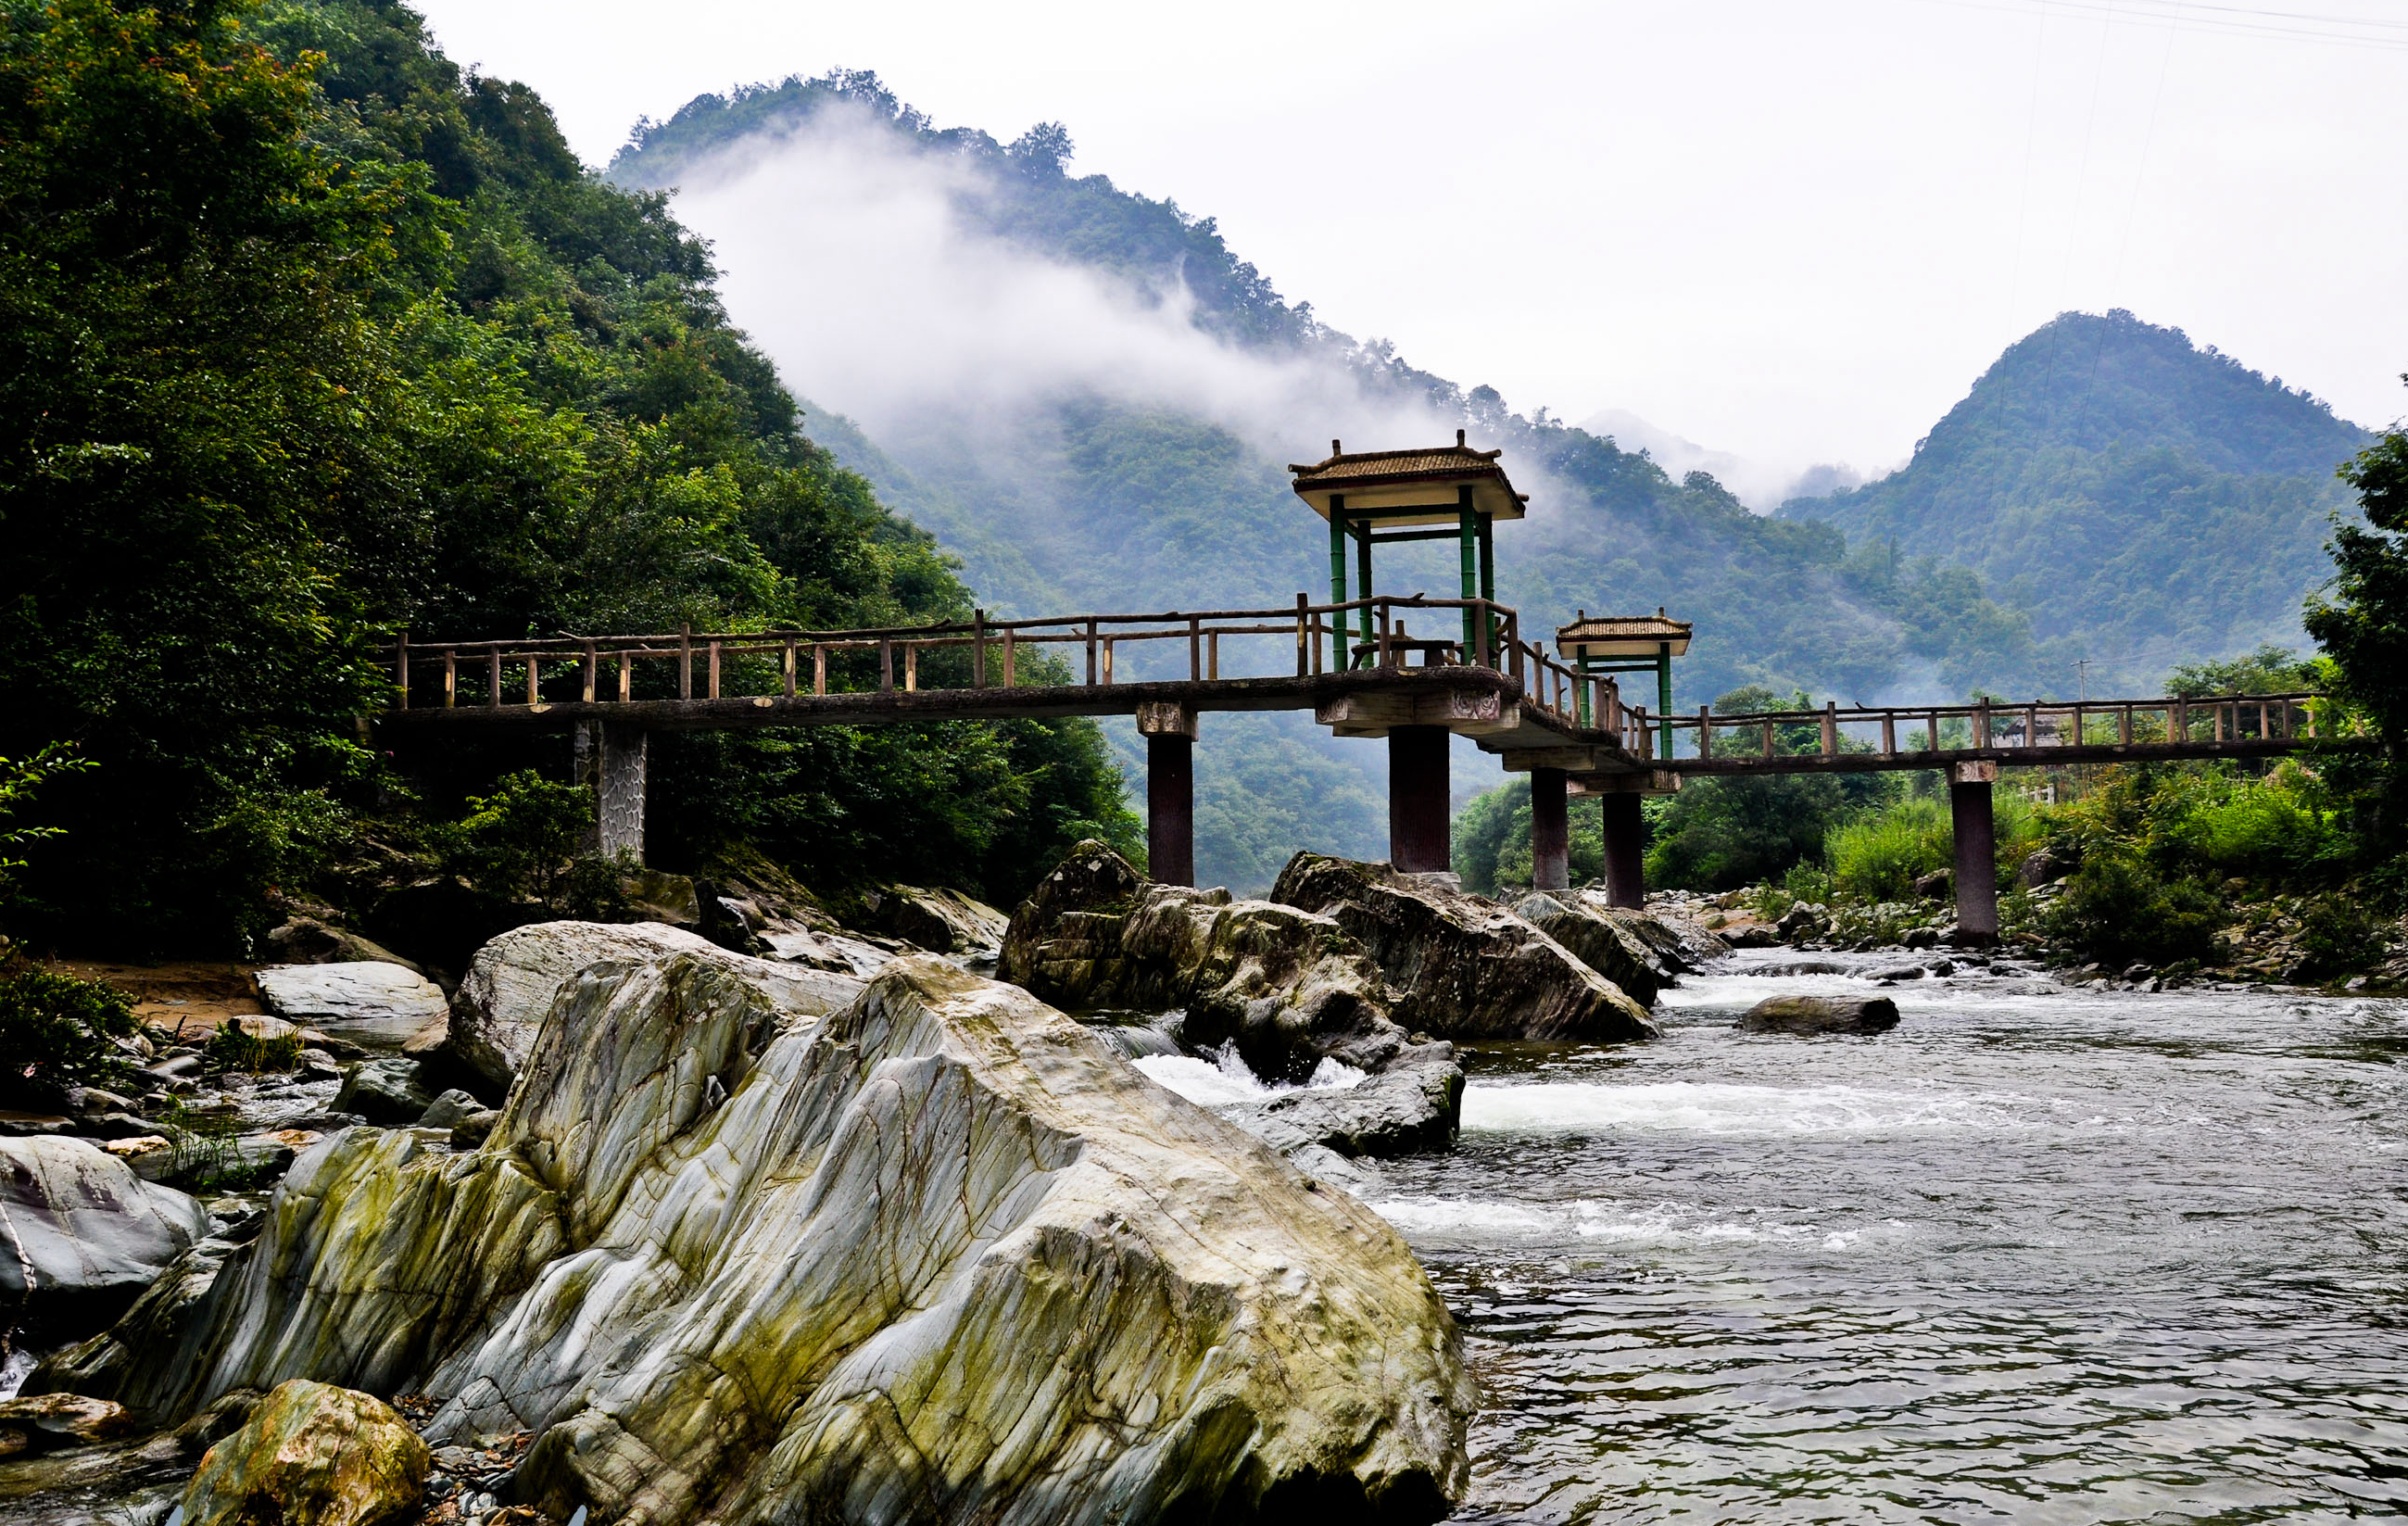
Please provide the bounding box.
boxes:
[1574,408,1867,511]
[1782,309,2371,685]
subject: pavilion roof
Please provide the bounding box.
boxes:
[1557,610,1693,658]
[1289,432,1529,524]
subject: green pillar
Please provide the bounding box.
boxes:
[1355,523,1374,665]
[1478,512,1496,662]
[1457,503,1478,653]
[1328,497,1348,673]
[1575,658,1591,726]
[1657,646,1675,761]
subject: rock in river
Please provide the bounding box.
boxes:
[1274,854,1657,1042]
[1739,994,1903,1035]
[254,962,448,1051]
[178,1378,429,1526]
[71,950,1472,1525]
[0,1136,208,1340]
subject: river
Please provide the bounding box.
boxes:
[1154,950,2408,1522]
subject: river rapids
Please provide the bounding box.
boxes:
[1152,949,2408,1522]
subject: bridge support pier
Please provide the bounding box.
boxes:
[1389,725,1452,875]
[574,721,649,864]
[1531,768,1570,891]
[1949,760,1998,946]
[1137,702,1197,887]
[1600,791,1645,909]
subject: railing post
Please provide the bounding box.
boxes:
[1086,619,1099,685]
[813,645,827,697]
[678,624,692,700]
[1761,717,1773,757]
[2120,705,2132,745]
[395,630,410,709]
[784,637,798,698]
[1296,594,1309,677]
[1822,700,1837,756]
[879,637,893,692]
[618,650,631,702]
[1881,713,1895,755]
[1698,705,1712,761]
[443,649,456,709]
[582,641,597,703]
[1003,629,1016,687]
[1973,700,1991,750]
[1189,615,1202,681]
[973,610,988,688]
[2024,701,2037,748]
[707,640,722,700]
[488,649,501,707]
[1208,630,1220,680]
[1376,604,1393,670]
[904,644,918,692]
[2171,698,2186,742]
[525,652,540,706]
[1103,637,1115,686]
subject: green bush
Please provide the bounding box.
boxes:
[437,771,597,911]
[204,1023,302,1073]
[0,967,137,1105]
[2296,896,2383,977]
[2040,845,2225,965]
[1827,796,1951,902]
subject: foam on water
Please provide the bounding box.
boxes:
[1368,1192,1914,1251]
[1463,1078,2038,1135]
[1132,1045,1366,1109]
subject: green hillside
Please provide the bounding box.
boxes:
[1782,309,2370,687]
[614,75,2056,889]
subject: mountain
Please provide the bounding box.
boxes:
[1574,410,1864,511]
[1781,310,2372,687]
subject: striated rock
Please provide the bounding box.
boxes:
[1511,892,1669,1006]
[87,953,1472,1524]
[1619,893,1733,970]
[262,917,423,975]
[0,1136,209,1339]
[1738,994,1902,1035]
[1273,854,1656,1043]
[255,963,448,1052]
[178,1378,429,1526]
[427,919,864,1103]
[332,1057,433,1127]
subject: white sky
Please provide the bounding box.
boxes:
[411,0,2408,479]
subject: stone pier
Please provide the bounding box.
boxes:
[1136,702,1197,887]
[574,721,649,864]
[1389,725,1452,874]
[1530,767,1570,891]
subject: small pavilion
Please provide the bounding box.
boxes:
[1290,432,1528,668]
[1555,609,1692,761]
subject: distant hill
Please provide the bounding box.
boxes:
[1781,310,2370,687]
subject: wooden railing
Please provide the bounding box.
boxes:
[1643,692,2326,763]
[385,595,1636,736]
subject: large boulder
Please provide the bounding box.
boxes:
[1272,855,1657,1043]
[77,954,1473,1525]
[1229,1045,1465,1159]
[178,1378,429,1526]
[254,962,448,1052]
[1738,994,1902,1035]
[0,1392,137,1454]
[331,1057,434,1126]
[0,1137,209,1340]
[424,919,864,1102]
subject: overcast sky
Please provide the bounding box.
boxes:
[411,0,2408,481]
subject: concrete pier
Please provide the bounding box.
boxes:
[1137,702,1198,887]
[1600,791,1645,909]
[1389,725,1452,874]
[1531,767,1570,891]
[1948,760,1998,946]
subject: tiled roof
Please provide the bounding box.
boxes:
[1288,446,1507,486]
[1559,614,1692,640]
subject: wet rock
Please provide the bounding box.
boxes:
[1738,994,1902,1035]
[255,963,448,1053]
[2017,845,2072,889]
[1912,868,1954,900]
[1901,927,1940,950]
[1868,964,1925,983]
[1229,1045,1465,1159]
[0,1393,138,1454]
[177,1378,429,1526]
[1510,892,1669,1006]
[428,919,864,1104]
[448,1108,498,1151]
[1774,903,1828,940]
[331,1057,433,1127]
[90,953,1473,1524]
[33,1235,241,1400]
[416,1090,481,1131]
[1272,853,1656,1043]
[0,1137,209,1340]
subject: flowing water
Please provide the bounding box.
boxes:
[1157,952,2408,1522]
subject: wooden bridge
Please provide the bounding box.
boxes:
[377,595,2335,947]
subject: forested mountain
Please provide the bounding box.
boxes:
[0,0,1131,951]
[1782,310,2371,687]
[612,74,2052,889]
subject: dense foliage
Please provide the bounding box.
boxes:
[1787,310,2369,688]
[0,966,137,1105]
[0,1,1134,952]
